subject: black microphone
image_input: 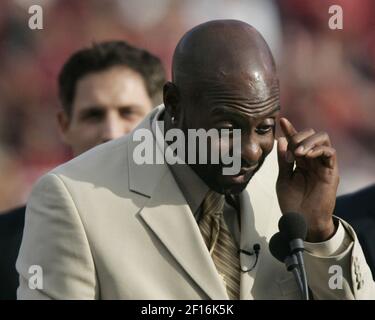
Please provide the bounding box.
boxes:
[278,212,307,252]
[239,243,261,272]
[278,212,309,300]
[269,232,304,296]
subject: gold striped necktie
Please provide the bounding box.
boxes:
[199,190,240,300]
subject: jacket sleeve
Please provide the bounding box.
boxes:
[16,173,98,299]
[303,217,375,299]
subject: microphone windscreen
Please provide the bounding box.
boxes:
[278,212,307,241]
[268,232,290,263]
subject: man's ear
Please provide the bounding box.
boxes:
[56,110,71,144]
[163,81,180,121]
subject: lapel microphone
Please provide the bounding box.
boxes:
[239,243,261,272]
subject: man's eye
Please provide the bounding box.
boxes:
[219,126,234,131]
[119,109,134,118]
[216,121,234,130]
[255,125,274,134]
[82,110,103,120]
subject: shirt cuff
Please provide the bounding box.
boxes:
[304,219,353,257]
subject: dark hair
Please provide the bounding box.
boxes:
[58,40,166,116]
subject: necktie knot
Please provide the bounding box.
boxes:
[202,190,225,218]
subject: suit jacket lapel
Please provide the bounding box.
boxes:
[239,145,279,300]
[139,171,228,299]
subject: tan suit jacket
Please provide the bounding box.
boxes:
[17,105,375,299]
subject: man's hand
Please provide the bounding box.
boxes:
[276,117,339,242]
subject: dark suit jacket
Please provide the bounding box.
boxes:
[335,185,375,280]
[0,206,25,300]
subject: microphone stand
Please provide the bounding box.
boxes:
[289,239,309,300]
[284,254,304,297]
[294,250,309,300]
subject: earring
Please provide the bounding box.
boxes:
[171,116,175,124]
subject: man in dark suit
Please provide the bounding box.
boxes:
[335,184,375,279]
[0,41,166,299]
[0,207,25,300]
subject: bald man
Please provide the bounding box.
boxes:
[17,20,375,299]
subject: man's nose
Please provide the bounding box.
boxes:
[241,139,262,167]
[101,113,128,143]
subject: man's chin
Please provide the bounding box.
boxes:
[219,160,264,194]
[215,174,253,195]
[192,165,255,195]
[222,178,251,194]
